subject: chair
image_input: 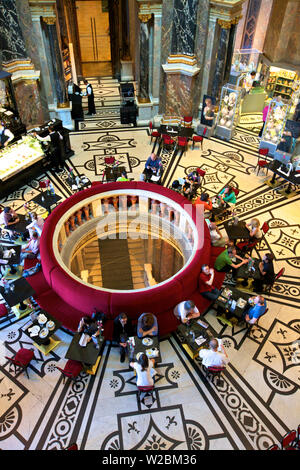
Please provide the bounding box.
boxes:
[181,116,193,128]
[149,121,161,144]
[162,134,175,150]
[196,168,206,190]
[268,444,280,450]
[281,430,297,450]
[56,359,83,383]
[202,365,226,386]
[255,148,270,176]
[257,221,269,249]
[232,187,239,197]
[192,127,207,150]
[104,156,116,166]
[264,267,285,293]
[5,348,35,378]
[137,385,155,403]
[236,239,259,256]
[177,136,188,155]
[65,443,78,450]
[0,303,12,324]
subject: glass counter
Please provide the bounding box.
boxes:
[0,135,44,182]
[260,100,291,156]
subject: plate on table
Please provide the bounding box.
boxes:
[237,298,247,308]
[28,325,40,337]
[222,288,232,299]
[38,313,48,325]
[39,328,49,338]
[146,348,159,358]
[142,337,153,346]
[46,320,55,331]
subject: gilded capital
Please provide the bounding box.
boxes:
[42,16,56,25]
[217,18,232,29]
[138,13,152,23]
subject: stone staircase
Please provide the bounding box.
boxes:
[127,239,148,290]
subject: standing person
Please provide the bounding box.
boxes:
[70,84,84,130]
[259,103,270,137]
[0,122,14,148]
[83,80,96,115]
[130,354,156,387]
[34,126,65,171]
[113,313,134,362]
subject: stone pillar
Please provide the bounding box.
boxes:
[161,0,201,117]
[211,22,231,100]
[151,9,162,108]
[138,14,151,103]
[0,0,45,128]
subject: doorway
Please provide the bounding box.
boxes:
[75,0,112,77]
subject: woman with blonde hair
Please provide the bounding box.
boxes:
[246,218,262,240]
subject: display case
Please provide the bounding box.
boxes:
[265,66,298,99]
[214,85,241,141]
[259,100,291,156]
[0,135,44,182]
[229,49,261,85]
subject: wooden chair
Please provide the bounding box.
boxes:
[264,268,285,293]
[162,134,175,150]
[177,136,188,155]
[192,127,207,150]
[255,148,270,176]
[149,121,161,144]
[202,365,226,386]
[5,348,35,378]
[181,116,193,128]
[281,430,297,450]
[56,359,83,384]
[0,303,12,324]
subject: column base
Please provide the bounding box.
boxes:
[120,60,134,82]
[49,105,73,130]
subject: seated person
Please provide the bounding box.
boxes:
[20,232,40,264]
[171,180,182,193]
[214,246,248,281]
[137,312,158,338]
[252,254,275,293]
[199,338,229,368]
[113,312,134,363]
[245,218,262,240]
[218,186,237,205]
[26,212,44,238]
[208,222,228,247]
[174,300,200,324]
[199,265,220,301]
[0,206,20,238]
[187,170,200,185]
[141,153,162,182]
[116,171,129,182]
[77,315,101,348]
[242,295,267,325]
[130,353,156,387]
[194,192,213,212]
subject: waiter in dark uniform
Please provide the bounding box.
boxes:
[33,125,65,172]
[83,79,96,115]
[0,122,14,148]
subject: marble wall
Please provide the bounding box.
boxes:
[171,0,198,55]
[159,0,174,114]
[13,80,45,129]
[0,0,28,63]
[165,73,194,116]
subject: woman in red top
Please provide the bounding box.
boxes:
[199,264,220,301]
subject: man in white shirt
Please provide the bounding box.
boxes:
[199,338,229,368]
[83,80,96,115]
[174,300,200,324]
[20,232,40,264]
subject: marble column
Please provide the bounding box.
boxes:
[211,25,230,100]
[151,10,162,105]
[138,15,151,102]
[161,0,201,117]
[41,17,68,106]
[0,0,45,128]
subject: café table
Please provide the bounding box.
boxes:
[65,332,104,369]
[210,197,230,221]
[0,276,36,311]
[223,220,251,241]
[176,319,211,359]
[129,335,162,364]
[23,310,61,348]
[215,286,253,322]
[105,166,126,182]
[32,192,62,214]
[158,125,194,139]
[236,258,262,281]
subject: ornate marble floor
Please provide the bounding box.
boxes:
[0,94,299,450]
